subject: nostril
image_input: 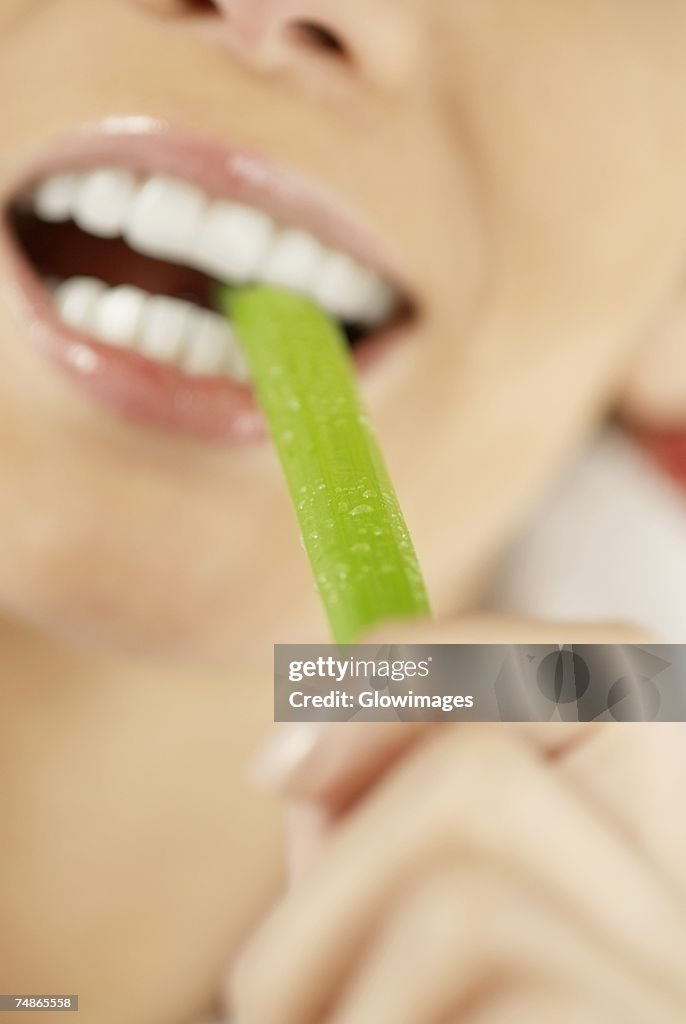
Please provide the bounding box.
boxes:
[135,3,354,67]
[183,0,217,14]
[134,0,218,17]
[289,20,350,60]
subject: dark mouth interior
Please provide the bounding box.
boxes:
[9,206,380,347]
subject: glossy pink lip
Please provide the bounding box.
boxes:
[1,119,411,443]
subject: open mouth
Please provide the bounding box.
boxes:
[3,129,410,442]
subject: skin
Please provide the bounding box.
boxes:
[234,716,686,1024]
[1,1,686,1021]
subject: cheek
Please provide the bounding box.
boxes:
[0,383,315,663]
[439,2,686,318]
[0,1,48,32]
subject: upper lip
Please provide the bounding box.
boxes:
[8,116,413,302]
[0,118,415,443]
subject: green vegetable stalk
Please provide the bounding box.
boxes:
[222,285,430,644]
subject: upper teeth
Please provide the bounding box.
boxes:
[33,169,398,328]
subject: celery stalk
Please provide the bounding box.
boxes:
[223,285,430,644]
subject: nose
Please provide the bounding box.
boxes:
[130,0,419,89]
[214,0,348,61]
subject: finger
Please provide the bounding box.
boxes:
[249,721,430,810]
[279,721,606,918]
[463,990,607,1024]
[561,723,686,902]
[249,610,652,809]
[282,800,330,885]
[250,717,603,813]
[260,721,603,886]
[329,865,666,1024]
[366,613,655,645]
[230,729,685,1024]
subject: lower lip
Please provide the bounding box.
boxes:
[1,222,401,444]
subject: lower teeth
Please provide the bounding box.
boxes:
[50,277,250,381]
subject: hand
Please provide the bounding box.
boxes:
[249,613,653,815]
[229,723,686,1023]
[227,616,686,1024]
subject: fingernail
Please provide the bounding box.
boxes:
[246,724,322,791]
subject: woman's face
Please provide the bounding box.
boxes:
[2,0,686,668]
